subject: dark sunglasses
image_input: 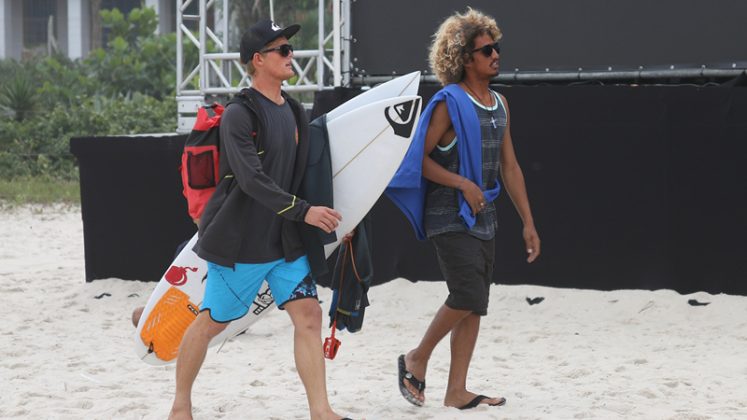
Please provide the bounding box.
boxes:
[260,43,294,57]
[471,42,500,57]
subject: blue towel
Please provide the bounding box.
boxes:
[385,84,502,240]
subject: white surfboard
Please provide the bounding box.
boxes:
[134,234,275,365]
[323,95,422,256]
[135,75,422,366]
[326,71,421,121]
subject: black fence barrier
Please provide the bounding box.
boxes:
[358,84,747,295]
[70,135,196,282]
[71,86,747,295]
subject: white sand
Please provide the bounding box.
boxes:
[1,205,746,419]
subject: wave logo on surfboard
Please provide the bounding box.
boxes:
[164,265,199,286]
[385,98,422,138]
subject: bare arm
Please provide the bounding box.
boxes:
[498,94,541,262]
[421,101,486,215]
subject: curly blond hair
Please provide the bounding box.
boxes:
[429,8,502,85]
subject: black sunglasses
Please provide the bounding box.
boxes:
[471,42,500,57]
[260,43,294,57]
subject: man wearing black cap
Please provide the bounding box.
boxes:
[168,20,350,420]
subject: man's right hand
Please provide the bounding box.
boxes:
[459,178,487,215]
[304,206,342,233]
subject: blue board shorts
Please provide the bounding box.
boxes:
[201,255,318,322]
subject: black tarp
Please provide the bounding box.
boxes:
[70,135,195,282]
[350,0,747,76]
[318,85,747,294]
[71,86,747,294]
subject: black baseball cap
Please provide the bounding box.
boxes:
[240,19,300,64]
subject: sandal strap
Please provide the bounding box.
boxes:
[404,371,425,392]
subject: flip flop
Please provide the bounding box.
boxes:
[458,395,506,410]
[397,354,425,407]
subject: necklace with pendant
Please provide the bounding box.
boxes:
[463,83,497,128]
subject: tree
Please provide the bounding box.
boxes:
[0,73,38,122]
[230,0,327,51]
[86,6,175,99]
[90,0,102,50]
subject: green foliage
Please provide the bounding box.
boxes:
[0,94,176,181]
[0,2,328,202]
[0,72,39,122]
[85,32,177,99]
[35,55,100,106]
[230,1,330,51]
[0,176,80,205]
[101,6,158,44]
[0,5,177,190]
[98,93,177,135]
[89,6,176,99]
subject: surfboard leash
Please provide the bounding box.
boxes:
[324,235,363,360]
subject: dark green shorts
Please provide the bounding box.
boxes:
[431,232,495,316]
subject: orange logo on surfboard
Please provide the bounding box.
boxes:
[165,265,199,286]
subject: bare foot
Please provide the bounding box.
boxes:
[311,408,349,420]
[168,404,192,420]
[131,306,144,327]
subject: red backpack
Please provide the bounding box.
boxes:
[181,96,262,220]
[180,103,224,220]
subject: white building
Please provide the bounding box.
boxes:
[0,0,176,60]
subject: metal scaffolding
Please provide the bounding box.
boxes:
[352,66,747,86]
[175,0,350,133]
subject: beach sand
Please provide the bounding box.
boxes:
[1,205,745,419]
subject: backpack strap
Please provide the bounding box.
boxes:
[228,89,263,158]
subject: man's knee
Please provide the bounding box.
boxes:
[286,299,322,332]
[193,310,229,338]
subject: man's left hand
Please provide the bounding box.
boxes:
[523,225,541,263]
